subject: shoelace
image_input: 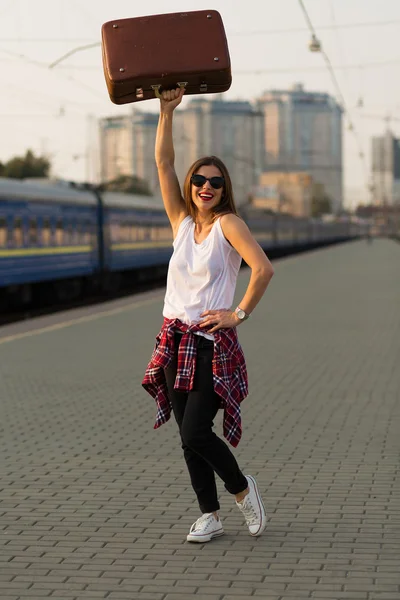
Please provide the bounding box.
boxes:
[239,498,259,525]
[192,513,214,532]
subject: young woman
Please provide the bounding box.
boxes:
[142,87,274,543]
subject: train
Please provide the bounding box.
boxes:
[0,177,367,310]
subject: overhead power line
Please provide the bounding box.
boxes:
[3,57,398,73]
[297,0,369,187]
[0,38,99,43]
[234,58,400,74]
[359,113,400,123]
[48,42,100,69]
[0,47,104,101]
[230,18,400,36]
[0,17,399,42]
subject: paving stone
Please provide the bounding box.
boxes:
[0,240,399,599]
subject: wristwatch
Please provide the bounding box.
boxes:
[235,306,250,322]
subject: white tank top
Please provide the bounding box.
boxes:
[163,215,242,328]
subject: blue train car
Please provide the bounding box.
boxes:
[102,191,173,272]
[0,177,368,313]
[0,178,99,289]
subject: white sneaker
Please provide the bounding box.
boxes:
[186,513,225,543]
[236,475,267,536]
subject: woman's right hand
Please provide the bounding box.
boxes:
[160,87,185,114]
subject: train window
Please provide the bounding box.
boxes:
[29,218,38,245]
[63,223,72,245]
[111,222,120,243]
[159,227,172,241]
[83,221,91,245]
[0,217,6,248]
[81,223,87,245]
[55,219,63,246]
[70,221,78,244]
[7,221,13,246]
[42,218,51,246]
[76,222,82,244]
[121,224,129,242]
[130,224,137,241]
[13,217,23,247]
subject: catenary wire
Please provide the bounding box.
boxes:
[297,0,369,187]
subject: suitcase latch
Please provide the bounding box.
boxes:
[200,83,208,92]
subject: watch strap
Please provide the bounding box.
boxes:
[235,306,250,321]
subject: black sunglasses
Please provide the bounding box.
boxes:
[191,174,225,190]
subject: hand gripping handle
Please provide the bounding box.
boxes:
[151,81,187,99]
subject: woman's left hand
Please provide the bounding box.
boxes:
[199,309,240,333]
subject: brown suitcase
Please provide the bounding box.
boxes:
[101,10,231,105]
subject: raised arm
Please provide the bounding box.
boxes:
[156,88,188,236]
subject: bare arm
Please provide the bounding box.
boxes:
[156,88,188,236]
[199,214,274,332]
[221,214,274,316]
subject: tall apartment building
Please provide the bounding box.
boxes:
[99,97,263,204]
[371,130,400,205]
[99,111,159,192]
[256,83,343,213]
[131,111,159,192]
[173,97,264,206]
[99,115,132,183]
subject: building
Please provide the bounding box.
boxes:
[131,111,159,192]
[99,85,341,212]
[172,96,264,206]
[252,171,314,217]
[256,83,343,213]
[99,111,159,192]
[99,98,263,203]
[371,130,400,205]
[99,115,132,184]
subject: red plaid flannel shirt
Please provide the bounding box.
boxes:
[142,318,248,447]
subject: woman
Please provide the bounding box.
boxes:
[142,87,274,543]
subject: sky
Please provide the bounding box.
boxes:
[1,0,400,209]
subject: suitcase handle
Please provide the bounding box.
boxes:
[151,82,187,99]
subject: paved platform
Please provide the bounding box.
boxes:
[0,238,399,600]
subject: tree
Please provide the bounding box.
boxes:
[1,149,50,179]
[311,183,332,217]
[101,174,152,196]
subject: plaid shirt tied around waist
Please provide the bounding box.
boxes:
[142,318,248,447]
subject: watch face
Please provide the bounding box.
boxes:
[237,309,246,320]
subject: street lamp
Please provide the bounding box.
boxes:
[309,34,321,52]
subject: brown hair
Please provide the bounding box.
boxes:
[182,156,238,222]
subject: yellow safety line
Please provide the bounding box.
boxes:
[0,246,91,257]
[112,241,172,250]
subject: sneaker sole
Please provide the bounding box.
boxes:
[246,475,267,537]
[186,528,225,543]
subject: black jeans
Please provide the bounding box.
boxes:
[164,332,248,513]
